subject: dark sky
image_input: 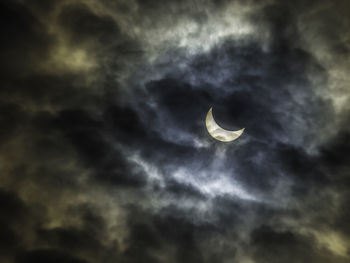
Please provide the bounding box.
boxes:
[1,0,350,262]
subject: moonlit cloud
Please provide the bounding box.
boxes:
[1,0,350,262]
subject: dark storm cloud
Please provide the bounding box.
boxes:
[56,1,144,71]
[320,129,350,168]
[1,0,350,262]
[34,210,111,262]
[0,103,27,142]
[24,0,61,14]
[121,204,224,263]
[318,127,350,236]
[16,249,89,263]
[58,3,121,45]
[0,190,25,258]
[249,225,348,263]
[0,188,119,263]
[296,0,350,57]
[0,1,52,77]
[0,1,123,261]
[56,108,148,187]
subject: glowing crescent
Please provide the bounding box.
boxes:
[205,107,244,142]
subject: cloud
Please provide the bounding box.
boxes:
[1,0,350,262]
[16,249,90,263]
[249,225,348,263]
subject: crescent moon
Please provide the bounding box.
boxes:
[205,107,245,142]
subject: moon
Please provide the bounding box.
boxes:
[205,107,245,142]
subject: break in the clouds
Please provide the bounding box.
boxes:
[1,0,350,262]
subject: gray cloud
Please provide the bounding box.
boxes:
[1,0,350,262]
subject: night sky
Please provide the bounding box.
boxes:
[1,0,350,262]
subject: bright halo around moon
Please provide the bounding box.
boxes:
[205,107,245,142]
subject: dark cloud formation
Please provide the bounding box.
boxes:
[249,225,348,263]
[1,0,350,262]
